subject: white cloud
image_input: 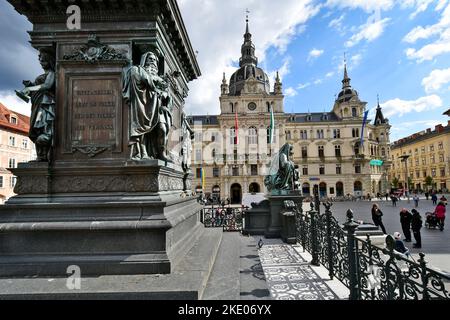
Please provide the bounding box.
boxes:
[345,17,391,47]
[284,87,298,97]
[178,0,321,115]
[422,68,450,93]
[0,91,31,116]
[314,79,323,85]
[308,48,324,61]
[401,0,435,19]
[325,0,395,13]
[297,83,311,90]
[436,0,449,11]
[404,3,450,62]
[350,53,363,66]
[326,71,335,78]
[328,14,346,33]
[381,95,443,117]
[266,57,292,85]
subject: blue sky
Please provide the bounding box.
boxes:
[1,0,449,142]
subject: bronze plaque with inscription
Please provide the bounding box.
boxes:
[59,68,125,160]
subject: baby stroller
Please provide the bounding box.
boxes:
[425,211,439,229]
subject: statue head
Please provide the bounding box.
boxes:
[141,51,159,74]
[279,143,293,160]
[38,48,55,71]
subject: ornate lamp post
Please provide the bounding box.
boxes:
[399,155,410,199]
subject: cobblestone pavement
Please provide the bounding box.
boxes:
[257,238,348,300]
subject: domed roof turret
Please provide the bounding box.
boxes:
[336,64,359,103]
[228,17,270,96]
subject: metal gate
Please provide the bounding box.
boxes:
[201,207,243,232]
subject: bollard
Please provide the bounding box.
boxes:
[310,203,320,266]
[343,209,360,300]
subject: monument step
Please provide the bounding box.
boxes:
[0,228,223,300]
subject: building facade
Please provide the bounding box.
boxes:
[390,122,450,193]
[188,20,391,204]
[0,103,34,203]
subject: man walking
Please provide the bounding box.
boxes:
[400,208,412,242]
[411,209,422,248]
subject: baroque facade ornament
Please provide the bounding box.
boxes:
[63,35,125,63]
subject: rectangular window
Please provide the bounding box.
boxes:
[355,165,361,174]
[431,154,435,164]
[415,158,419,166]
[213,167,220,178]
[335,145,341,157]
[319,165,325,175]
[22,139,28,149]
[8,158,16,168]
[10,176,17,188]
[336,165,342,175]
[422,157,426,165]
[301,146,308,158]
[10,116,17,124]
[318,146,325,158]
[196,168,202,179]
[302,166,308,175]
[423,170,427,178]
[430,144,434,152]
[0,176,3,188]
[316,129,324,139]
[416,171,420,178]
[333,129,341,139]
[431,168,436,177]
[232,166,239,176]
[250,165,258,176]
[440,168,446,177]
[300,130,308,140]
[421,146,425,153]
[330,187,335,195]
[439,154,445,162]
[9,136,15,147]
[438,142,443,150]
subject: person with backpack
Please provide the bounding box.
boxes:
[371,204,387,234]
[411,209,422,248]
[400,208,412,242]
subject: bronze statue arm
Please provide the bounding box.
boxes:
[22,71,54,94]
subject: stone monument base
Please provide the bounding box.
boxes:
[0,161,203,277]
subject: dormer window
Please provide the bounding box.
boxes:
[322,114,328,121]
[306,115,312,122]
[10,116,17,125]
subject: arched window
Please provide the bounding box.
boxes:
[354,142,360,155]
[230,102,234,113]
[248,127,258,145]
[267,102,271,113]
[352,107,358,117]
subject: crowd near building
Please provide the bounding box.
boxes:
[0,103,35,203]
[390,120,450,193]
[188,20,392,204]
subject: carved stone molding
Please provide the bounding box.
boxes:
[72,145,112,158]
[63,35,126,63]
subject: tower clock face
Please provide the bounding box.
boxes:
[248,102,257,111]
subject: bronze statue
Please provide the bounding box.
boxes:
[180,111,194,174]
[264,143,298,192]
[16,48,55,162]
[122,51,173,161]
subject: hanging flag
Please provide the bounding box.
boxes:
[201,167,206,191]
[234,110,239,144]
[269,106,275,144]
[360,110,369,149]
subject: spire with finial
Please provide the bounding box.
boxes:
[274,71,282,95]
[342,54,351,89]
[374,94,387,125]
[240,9,258,67]
[221,72,229,95]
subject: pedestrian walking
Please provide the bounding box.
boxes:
[371,204,387,234]
[411,209,422,248]
[431,193,438,205]
[391,195,398,207]
[434,201,446,231]
[424,192,429,200]
[385,192,389,201]
[400,208,412,242]
[413,194,419,208]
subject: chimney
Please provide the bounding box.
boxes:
[435,124,444,133]
[426,128,431,133]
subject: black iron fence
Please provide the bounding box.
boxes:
[294,201,450,300]
[201,207,243,232]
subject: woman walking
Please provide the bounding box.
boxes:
[371,204,387,234]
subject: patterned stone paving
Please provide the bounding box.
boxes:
[259,244,340,300]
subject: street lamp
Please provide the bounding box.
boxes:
[399,155,410,200]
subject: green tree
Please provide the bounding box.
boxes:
[425,176,434,191]
[392,177,399,189]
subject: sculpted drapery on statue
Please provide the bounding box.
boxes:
[16,48,56,162]
[264,143,299,192]
[180,111,194,174]
[122,51,173,162]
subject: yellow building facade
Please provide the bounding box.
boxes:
[390,122,450,193]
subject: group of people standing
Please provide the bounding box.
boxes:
[371,197,447,251]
